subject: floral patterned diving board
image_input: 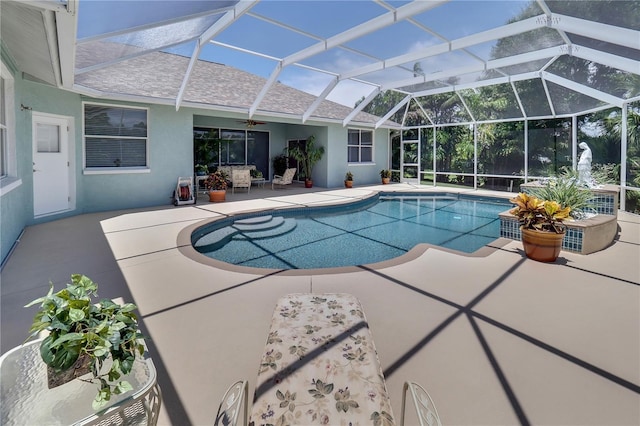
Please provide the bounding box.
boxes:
[249,293,396,426]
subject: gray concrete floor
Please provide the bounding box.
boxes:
[1,183,639,425]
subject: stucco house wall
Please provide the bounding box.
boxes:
[0,72,392,265]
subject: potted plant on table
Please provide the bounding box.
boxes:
[195,164,209,176]
[205,169,229,202]
[380,169,391,184]
[344,171,353,188]
[287,135,324,188]
[25,274,145,410]
[509,192,571,262]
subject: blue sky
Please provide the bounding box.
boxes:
[77,0,533,107]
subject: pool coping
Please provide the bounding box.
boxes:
[177,190,515,275]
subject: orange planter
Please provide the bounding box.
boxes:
[344,180,353,188]
[521,228,565,262]
[208,190,226,202]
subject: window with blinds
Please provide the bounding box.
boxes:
[84,104,148,168]
[1,76,7,177]
[347,128,373,163]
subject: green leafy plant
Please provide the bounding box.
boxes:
[271,153,288,177]
[509,192,571,234]
[379,169,391,179]
[528,169,595,219]
[25,274,145,410]
[195,164,209,175]
[250,169,263,179]
[345,171,353,181]
[287,135,324,182]
[205,170,228,191]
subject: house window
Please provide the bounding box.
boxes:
[0,61,19,194]
[84,103,148,169]
[1,76,7,178]
[347,129,373,163]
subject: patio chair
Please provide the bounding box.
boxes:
[401,381,442,426]
[232,170,251,194]
[272,168,296,189]
[214,380,248,426]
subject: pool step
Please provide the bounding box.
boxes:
[193,226,238,252]
[233,216,283,232]
[234,218,297,240]
[233,215,273,226]
[195,216,296,252]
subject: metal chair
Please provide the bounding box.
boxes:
[232,170,251,193]
[272,168,296,189]
[401,381,442,426]
[214,380,248,426]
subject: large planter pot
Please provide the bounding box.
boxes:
[305,179,313,188]
[381,177,390,184]
[521,228,565,262]
[208,190,226,202]
[344,180,353,188]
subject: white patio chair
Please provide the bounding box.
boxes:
[272,168,296,189]
[214,380,248,426]
[232,170,251,193]
[401,381,442,426]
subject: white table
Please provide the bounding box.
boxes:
[195,174,209,194]
[251,177,266,188]
[250,293,396,425]
[0,338,161,426]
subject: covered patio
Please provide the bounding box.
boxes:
[2,183,638,425]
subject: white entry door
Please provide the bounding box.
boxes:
[33,113,70,217]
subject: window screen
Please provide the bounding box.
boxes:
[347,129,373,163]
[84,104,147,168]
[0,77,6,177]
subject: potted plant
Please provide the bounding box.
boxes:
[24,274,145,410]
[195,164,209,176]
[287,135,324,188]
[527,169,596,220]
[272,153,288,178]
[509,192,571,262]
[344,171,353,188]
[205,169,229,202]
[380,169,391,184]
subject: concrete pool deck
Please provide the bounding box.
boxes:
[1,183,639,425]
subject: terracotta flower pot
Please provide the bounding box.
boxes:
[381,177,390,184]
[305,179,313,188]
[208,190,226,202]
[344,180,353,188]
[521,228,565,262]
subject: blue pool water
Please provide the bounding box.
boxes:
[193,194,510,269]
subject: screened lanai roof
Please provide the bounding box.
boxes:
[4,0,640,128]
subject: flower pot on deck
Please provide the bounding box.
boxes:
[208,190,226,202]
[521,228,565,262]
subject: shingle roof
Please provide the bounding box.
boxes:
[75,47,396,127]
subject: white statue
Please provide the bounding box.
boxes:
[577,142,595,187]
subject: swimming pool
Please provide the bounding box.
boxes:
[192,193,510,269]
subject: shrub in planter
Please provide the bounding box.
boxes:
[25,274,145,410]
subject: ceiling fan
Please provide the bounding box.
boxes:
[237,119,266,128]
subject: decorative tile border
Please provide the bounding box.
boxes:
[499,216,584,253]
